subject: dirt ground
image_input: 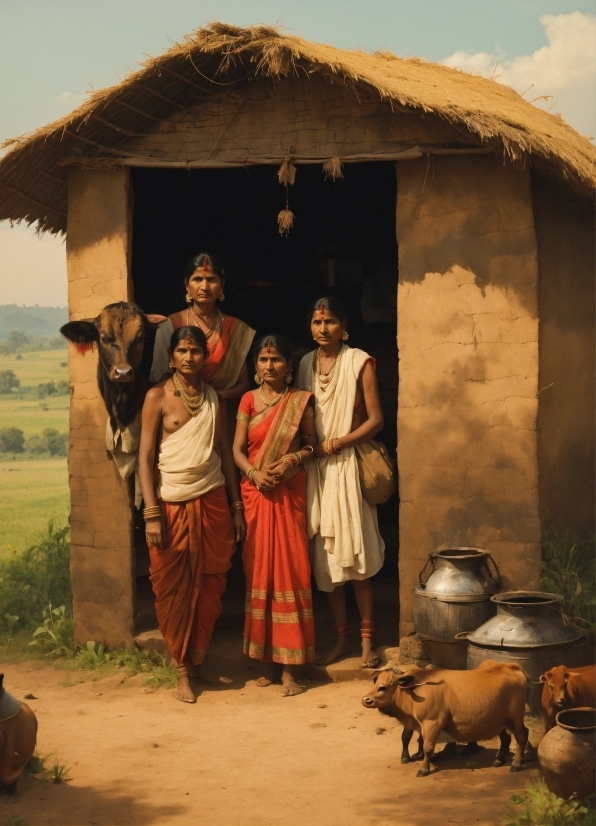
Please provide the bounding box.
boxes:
[0,656,544,826]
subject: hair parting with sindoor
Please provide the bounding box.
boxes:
[252,334,293,364]
[307,296,348,325]
[169,325,208,354]
[183,252,225,283]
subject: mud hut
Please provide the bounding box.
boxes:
[0,23,593,649]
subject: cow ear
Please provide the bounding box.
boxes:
[145,314,168,327]
[396,675,416,688]
[60,320,99,344]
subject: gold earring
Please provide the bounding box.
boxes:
[341,331,349,341]
[168,360,175,371]
[284,370,293,385]
[185,292,192,304]
[254,372,264,386]
[218,292,226,302]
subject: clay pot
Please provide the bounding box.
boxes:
[538,707,596,800]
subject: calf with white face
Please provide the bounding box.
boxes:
[362,661,528,777]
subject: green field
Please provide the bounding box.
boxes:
[0,458,69,556]
[0,350,70,554]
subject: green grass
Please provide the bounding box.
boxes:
[0,350,68,387]
[0,459,69,557]
[0,397,69,439]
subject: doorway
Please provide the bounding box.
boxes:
[131,162,399,645]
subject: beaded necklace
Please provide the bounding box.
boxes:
[314,345,344,392]
[258,384,288,409]
[187,307,223,352]
[172,372,206,417]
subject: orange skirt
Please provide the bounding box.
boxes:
[241,471,315,665]
[148,486,235,666]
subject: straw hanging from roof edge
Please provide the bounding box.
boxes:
[277,184,295,236]
[322,157,344,180]
[277,156,296,186]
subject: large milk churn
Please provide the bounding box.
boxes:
[414,548,500,669]
[466,591,591,715]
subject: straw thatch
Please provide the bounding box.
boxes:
[0,22,594,234]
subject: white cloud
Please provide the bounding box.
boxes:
[0,223,66,306]
[443,12,596,138]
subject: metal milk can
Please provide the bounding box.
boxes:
[466,591,591,715]
[414,548,500,669]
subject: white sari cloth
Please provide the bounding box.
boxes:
[298,346,385,592]
[157,384,225,503]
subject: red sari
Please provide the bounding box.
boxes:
[200,315,255,392]
[238,389,316,664]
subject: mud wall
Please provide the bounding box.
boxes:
[396,155,541,636]
[532,173,595,535]
[66,168,135,649]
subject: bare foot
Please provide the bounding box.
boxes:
[316,636,352,666]
[256,664,281,687]
[281,668,305,697]
[174,673,196,704]
[360,637,380,669]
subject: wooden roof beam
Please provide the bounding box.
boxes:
[158,65,221,96]
[111,99,162,121]
[88,114,149,138]
[137,84,187,110]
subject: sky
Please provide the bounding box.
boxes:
[1,0,594,307]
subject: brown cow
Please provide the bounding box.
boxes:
[540,664,596,732]
[362,660,529,777]
[0,675,38,794]
[61,303,165,431]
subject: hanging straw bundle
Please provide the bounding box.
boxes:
[277,192,295,236]
[277,156,296,186]
[322,156,344,181]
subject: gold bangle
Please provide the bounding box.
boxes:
[246,467,257,485]
[143,505,161,521]
[231,501,245,512]
[333,439,342,454]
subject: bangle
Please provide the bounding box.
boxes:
[332,439,342,454]
[231,501,245,512]
[302,445,314,456]
[143,505,161,521]
[246,467,257,485]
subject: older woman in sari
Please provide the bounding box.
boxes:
[139,325,246,704]
[150,252,255,402]
[298,297,385,669]
[233,335,317,696]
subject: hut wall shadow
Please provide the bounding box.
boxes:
[396,155,541,635]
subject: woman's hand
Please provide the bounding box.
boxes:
[145,517,164,549]
[252,468,279,491]
[232,510,247,542]
[314,442,329,459]
[266,459,289,478]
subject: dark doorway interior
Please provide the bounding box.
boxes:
[131,162,399,647]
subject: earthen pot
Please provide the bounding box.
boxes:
[537,707,596,800]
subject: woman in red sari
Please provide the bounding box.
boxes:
[233,335,317,696]
[150,252,255,402]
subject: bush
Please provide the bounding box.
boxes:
[35,382,57,399]
[24,428,68,457]
[540,531,596,631]
[24,434,46,454]
[0,369,20,394]
[0,521,71,633]
[503,772,595,825]
[0,427,25,453]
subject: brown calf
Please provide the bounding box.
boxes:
[540,664,596,732]
[61,302,165,431]
[362,660,528,777]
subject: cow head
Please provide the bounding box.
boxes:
[540,665,575,708]
[60,303,166,383]
[362,668,403,709]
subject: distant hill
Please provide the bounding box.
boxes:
[0,305,67,340]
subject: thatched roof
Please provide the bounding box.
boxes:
[1,22,594,234]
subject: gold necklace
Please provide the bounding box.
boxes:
[172,372,206,417]
[187,307,223,350]
[258,384,288,409]
[315,345,343,392]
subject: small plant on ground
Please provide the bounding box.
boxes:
[6,815,27,826]
[539,531,596,631]
[30,604,75,657]
[65,642,176,687]
[24,752,70,784]
[502,772,595,825]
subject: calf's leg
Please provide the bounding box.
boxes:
[401,728,414,764]
[493,730,511,767]
[509,724,528,773]
[417,720,442,777]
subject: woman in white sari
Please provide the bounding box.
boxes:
[298,297,385,668]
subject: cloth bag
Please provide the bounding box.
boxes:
[355,440,395,505]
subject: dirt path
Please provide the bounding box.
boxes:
[0,660,543,826]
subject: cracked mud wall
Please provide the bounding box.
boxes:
[532,172,595,536]
[66,168,135,649]
[396,155,541,636]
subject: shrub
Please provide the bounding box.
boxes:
[540,531,596,631]
[0,369,20,394]
[503,773,595,825]
[25,434,46,454]
[0,427,25,453]
[0,521,71,633]
[43,428,68,457]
